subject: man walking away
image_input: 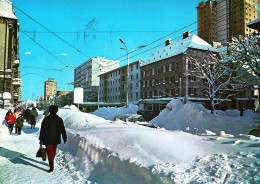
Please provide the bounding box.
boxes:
[39,105,67,172]
[29,107,38,129]
[24,107,30,123]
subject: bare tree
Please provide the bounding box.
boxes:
[187,51,242,114]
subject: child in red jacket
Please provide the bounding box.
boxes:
[5,111,16,135]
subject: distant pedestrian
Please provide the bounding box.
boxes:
[24,107,30,122]
[39,105,67,173]
[5,111,16,135]
[29,107,38,129]
[15,114,24,135]
[14,107,22,134]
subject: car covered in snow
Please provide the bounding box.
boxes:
[113,114,158,128]
[114,114,145,122]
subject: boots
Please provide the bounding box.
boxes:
[48,161,54,172]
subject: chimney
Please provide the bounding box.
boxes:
[165,39,172,46]
[183,30,191,39]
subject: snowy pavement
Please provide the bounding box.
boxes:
[1,103,260,183]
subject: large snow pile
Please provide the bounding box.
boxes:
[151,99,258,135]
[57,108,111,129]
[91,104,138,120]
[0,107,260,183]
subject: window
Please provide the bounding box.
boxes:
[169,63,172,71]
[175,74,179,82]
[189,88,196,96]
[163,77,166,84]
[143,71,146,77]
[136,92,138,99]
[189,75,196,82]
[131,65,133,71]
[175,62,179,70]
[136,73,139,79]
[152,68,155,75]
[142,80,146,88]
[136,64,139,69]
[147,80,150,87]
[152,79,155,86]
[163,65,166,73]
[136,82,139,88]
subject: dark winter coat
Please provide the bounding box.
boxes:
[24,109,30,119]
[39,113,67,145]
[5,114,16,125]
[29,110,38,124]
[16,117,24,128]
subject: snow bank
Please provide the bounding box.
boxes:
[91,104,138,120]
[151,99,258,135]
[58,108,111,129]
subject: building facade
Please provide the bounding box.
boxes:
[0,0,21,106]
[74,57,120,102]
[99,60,141,104]
[44,78,57,100]
[197,0,258,44]
[140,31,216,101]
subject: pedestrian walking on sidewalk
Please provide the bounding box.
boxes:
[14,107,22,134]
[15,114,24,135]
[24,107,30,123]
[5,110,16,135]
[39,105,67,173]
[29,107,38,129]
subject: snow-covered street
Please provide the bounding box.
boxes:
[1,101,260,183]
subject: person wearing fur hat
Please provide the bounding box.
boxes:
[39,105,67,172]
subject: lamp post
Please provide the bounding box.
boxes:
[119,38,129,108]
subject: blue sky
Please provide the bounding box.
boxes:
[11,0,202,100]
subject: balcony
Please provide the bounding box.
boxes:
[12,78,22,86]
[13,59,20,67]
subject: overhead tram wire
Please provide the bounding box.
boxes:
[90,29,198,77]
[5,0,90,59]
[20,65,58,71]
[20,29,67,67]
[12,0,260,75]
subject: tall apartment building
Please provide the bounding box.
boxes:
[197,0,258,45]
[99,60,141,104]
[44,78,57,100]
[0,0,22,106]
[74,57,120,102]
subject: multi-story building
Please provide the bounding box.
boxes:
[99,60,141,104]
[0,0,22,107]
[197,1,217,45]
[197,0,258,44]
[44,78,57,100]
[74,57,120,102]
[139,31,216,113]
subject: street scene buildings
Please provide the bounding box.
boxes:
[0,0,21,109]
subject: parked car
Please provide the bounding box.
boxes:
[113,114,158,128]
[114,114,145,122]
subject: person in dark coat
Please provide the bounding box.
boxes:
[39,105,67,173]
[24,107,30,122]
[29,107,38,129]
[15,114,24,135]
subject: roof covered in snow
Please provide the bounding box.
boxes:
[0,0,17,19]
[141,34,217,67]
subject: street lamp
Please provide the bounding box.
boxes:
[119,38,130,107]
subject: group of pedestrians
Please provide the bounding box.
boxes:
[4,105,67,173]
[5,107,24,135]
[5,106,39,135]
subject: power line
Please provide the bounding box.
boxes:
[5,0,90,58]
[20,29,67,66]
